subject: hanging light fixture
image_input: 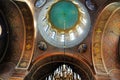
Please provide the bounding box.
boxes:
[45,64,81,80]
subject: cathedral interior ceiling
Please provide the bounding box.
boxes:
[0,0,120,80]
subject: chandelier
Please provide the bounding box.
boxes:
[45,64,81,80]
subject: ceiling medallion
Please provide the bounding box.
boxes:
[38,0,91,48]
[47,0,80,33]
[35,0,46,8]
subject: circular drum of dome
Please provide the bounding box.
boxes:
[38,0,91,48]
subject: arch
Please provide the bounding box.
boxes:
[25,52,95,80]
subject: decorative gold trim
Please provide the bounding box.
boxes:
[92,2,120,75]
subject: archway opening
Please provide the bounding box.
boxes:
[25,53,94,80]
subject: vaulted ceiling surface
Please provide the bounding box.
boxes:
[0,0,120,80]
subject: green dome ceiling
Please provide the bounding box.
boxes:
[38,0,91,48]
[49,1,79,30]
